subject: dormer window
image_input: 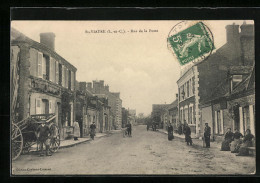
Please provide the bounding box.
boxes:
[230,75,242,92]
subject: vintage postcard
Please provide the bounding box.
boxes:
[11,19,255,175]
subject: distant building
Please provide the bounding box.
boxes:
[86,80,122,129]
[121,107,129,128]
[128,109,136,125]
[151,104,169,128]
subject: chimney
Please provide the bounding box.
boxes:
[240,22,254,37]
[40,32,56,51]
[225,24,240,44]
[79,82,86,92]
[105,85,109,91]
[100,80,104,87]
[87,82,92,89]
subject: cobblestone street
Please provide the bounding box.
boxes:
[12,125,255,175]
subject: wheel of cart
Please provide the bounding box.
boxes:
[11,123,23,160]
[49,123,61,153]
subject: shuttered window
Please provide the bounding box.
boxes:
[37,52,43,78]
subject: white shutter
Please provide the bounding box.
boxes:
[214,111,218,134]
[71,71,74,91]
[36,98,41,114]
[66,68,69,88]
[56,61,59,84]
[37,52,43,78]
[49,100,52,114]
[62,65,65,87]
[220,110,224,134]
[239,107,244,135]
[49,57,53,82]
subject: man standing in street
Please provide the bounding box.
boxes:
[204,123,211,148]
[36,120,52,156]
[128,122,132,137]
[183,122,192,145]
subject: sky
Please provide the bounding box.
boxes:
[11,20,253,116]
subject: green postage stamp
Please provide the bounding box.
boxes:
[168,22,215,65]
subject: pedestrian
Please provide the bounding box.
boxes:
[73,121,80,141]
[204,123,211,148]
[221,128,233,151]
[230,129,243,153]
[36,120,52,156]
[147,123,149,131]
[183,122,192,145]
[168,123,174,141]
[90,122,96,140]
[128,122,132,137]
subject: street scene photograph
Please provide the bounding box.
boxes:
[11,20,255,175]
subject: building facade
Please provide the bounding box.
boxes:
[177,22,254,138]
[11,28,77,140]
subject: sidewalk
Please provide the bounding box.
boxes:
[157,129,222,150]
[30,129,122,152]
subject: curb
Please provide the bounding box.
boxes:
[59,130,123,149]
[31,130,123,152]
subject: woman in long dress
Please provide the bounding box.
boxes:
[236,129,254,156]
[230,129,243,153]
[168,123,174,141]
[221,128,233,151]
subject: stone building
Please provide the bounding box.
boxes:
[11,28,77,140]
[86,80,122,129]
[177,22,254,138]
[121,107,129,128]
[200,23,255,140]
[151,104,169,129]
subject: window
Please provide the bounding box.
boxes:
[59,63,62,85]
[189,106,193,124]
[68,70,71,90]
[37,52,43,78]
[42,56,47,79]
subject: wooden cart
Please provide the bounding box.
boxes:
[11,113,61,160]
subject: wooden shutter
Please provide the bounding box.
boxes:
[37,52,43,78]
[36,98,41,114]
[66,68,69,88]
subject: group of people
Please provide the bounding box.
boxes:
[167,121,193,145]
[146,122,157,131]
[221,128,254,156]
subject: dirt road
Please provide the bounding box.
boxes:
[12,125,255,175]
